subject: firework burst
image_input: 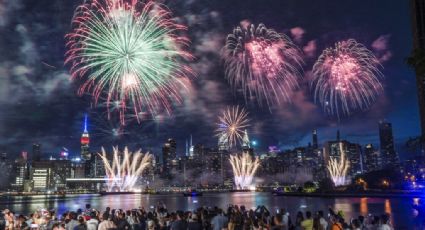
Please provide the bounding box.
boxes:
[216,106,250,149]
[99,146,153,192]
[327,143,350,187]
[222,23,303,108]
[229,152,260,189]
[312,39,383,117]
[65,0,193,124]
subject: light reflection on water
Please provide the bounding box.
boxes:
[0,193,419,228]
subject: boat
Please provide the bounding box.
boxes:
[99,191,141,196]
[183,190,203,197]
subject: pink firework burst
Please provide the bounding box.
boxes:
[312,39,384,118]
[223,24,303,109]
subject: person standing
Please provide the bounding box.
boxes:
[86,212,99,230]
[74,216,87,230]
[171,211,187,230]
[211,209,228,230]
[300,211,313,230]
[187,213,202,230]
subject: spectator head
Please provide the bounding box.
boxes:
[117,212,125,219]
[147,220,155,230]
[380,214,389,224]
[217,209,223,215]
[85,204,91,210]
[77,215,85,224]
[176,211,185,220]
[18,214,26,222]
[102,212,109,221]
[106,207,110,213]
[191,214,198,221]
[318,211,324,218]
[351,219,361,228]
[306,211,312,219]
[358,215,364,224]
[52,223,61,230]
[274,214,283,225]
[70,212,77,220]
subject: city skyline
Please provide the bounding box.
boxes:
[0,0,421,157]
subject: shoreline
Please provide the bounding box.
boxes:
[1,190,424,199]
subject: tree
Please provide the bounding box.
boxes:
[407,48,425,76]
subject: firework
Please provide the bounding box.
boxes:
[327,143,350,186]
[91,113,129,145]
[312,39,383,117]
[65,0,193,124]
[222,23,303,108]
[229,152,260,190]
[216,106,250,149]
[99,146,153,191]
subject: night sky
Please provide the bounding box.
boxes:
[0,0,420,158]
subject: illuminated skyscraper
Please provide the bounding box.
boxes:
[185,135,194,157]
[33,143,41,161]
[242,130,250,148]
[312,129,318,149]
[218,135,229,152]
[162,138,177,171]
[81,114,91,161]
[379,121,399,168]
[364,144,382,172]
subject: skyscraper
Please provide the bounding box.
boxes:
[218,134,229,152]
[185,135,194,157]
[162,138,177,170]
[32,143,41,161]
[410,0,425,138]
[364,144,382,172]
[81,114,91,161]
[379,121,399,168]
[242,130,250,148]
[312,129,318,149]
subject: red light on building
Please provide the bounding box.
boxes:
[81,134,90,145]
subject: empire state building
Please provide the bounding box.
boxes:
[81,114,91,161]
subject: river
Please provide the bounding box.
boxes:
[0,192,421,228]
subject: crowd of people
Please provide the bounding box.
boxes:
[0,203,409,230]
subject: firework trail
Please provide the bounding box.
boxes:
[99,146,153,191]
[222,23,303,108]
[312,39,383,118]
[65,0,193,124]
[216,106,250,149]
[91,112,129,146]
[327,142,350,186]
[229,152,260,189]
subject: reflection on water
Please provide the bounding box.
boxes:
[360,198,368,215]
[414,198,420,206]
[333,199,353,217]
[0,193,418,228]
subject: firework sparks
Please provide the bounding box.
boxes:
[222,23,303,108]
[229,152,260,190]
[312,39,383,118]
[327,143,350,187]
[99,146,153,191]
[91,113,129,145]
[216,106,250,149]
[65,0,193,124]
